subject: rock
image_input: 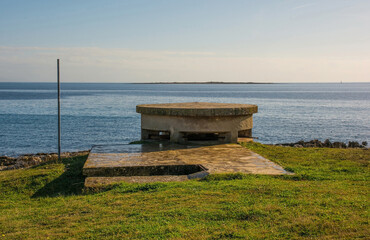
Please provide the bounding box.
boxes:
[348,141,360,148]
[275,139,365,149]
[333,142,343,148]
[310,139,323,147]
[281,143,294,147]
[281,143,291,147]
[0,156,17,166]
[0,150,90,171]
[294,144,303,148]
[323,139,332,148]
[31,156,42,164]
[14,160,28,168]
[43,154,58,161]
[5,165,15,170]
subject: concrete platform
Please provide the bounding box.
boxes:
[83,143,291,187]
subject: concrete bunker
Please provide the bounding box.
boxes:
[136,102,258,144]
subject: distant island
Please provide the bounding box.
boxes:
[134,81,274,84]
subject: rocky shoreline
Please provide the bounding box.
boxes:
[275,139,368,149]
[0,151,90,171]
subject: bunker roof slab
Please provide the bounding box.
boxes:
[136,102,258,117]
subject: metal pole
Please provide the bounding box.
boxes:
[57,59,61,162]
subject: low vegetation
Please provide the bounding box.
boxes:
[0,143,368,239]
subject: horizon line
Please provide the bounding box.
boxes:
[0,81,369,84]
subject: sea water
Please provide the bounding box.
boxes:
[0,82,369,156]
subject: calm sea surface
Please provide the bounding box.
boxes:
[0,82,369,156]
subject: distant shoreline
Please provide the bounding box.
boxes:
[133,82,275,84]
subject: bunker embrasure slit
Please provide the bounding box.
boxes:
[142,130,170,140]
[180,132,229,143]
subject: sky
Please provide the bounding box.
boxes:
[0,0,369,83]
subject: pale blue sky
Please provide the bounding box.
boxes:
[0,0,369,82]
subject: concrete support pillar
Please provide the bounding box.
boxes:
[141,129,150,140]
[230,130,239,143]
[221,132,231,143]
[170,130,180,143]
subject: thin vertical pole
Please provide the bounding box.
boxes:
[57,59,61,162]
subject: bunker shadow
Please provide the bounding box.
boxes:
[32,154,88,198]
[96,141,218,154]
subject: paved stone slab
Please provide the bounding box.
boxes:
[83,143,291,186]
[136,102,258,117]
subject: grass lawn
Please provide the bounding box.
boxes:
[0,143,369,239]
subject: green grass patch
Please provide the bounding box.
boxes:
[0,143,368,239]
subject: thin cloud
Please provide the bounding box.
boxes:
[291,3,316,10]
